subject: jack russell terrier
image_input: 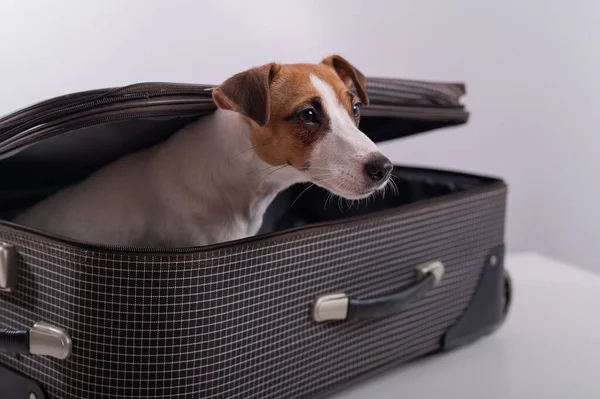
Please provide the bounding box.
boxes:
[14,55,393,247]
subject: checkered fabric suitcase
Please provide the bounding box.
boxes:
[0,77,511,399]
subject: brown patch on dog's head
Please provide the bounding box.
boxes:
[211,55,370,171]
[212,63,281,126]
[321,54,369,106]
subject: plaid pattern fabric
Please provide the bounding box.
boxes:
[0,185,506,399]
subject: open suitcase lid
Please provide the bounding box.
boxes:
[0,77,468,157]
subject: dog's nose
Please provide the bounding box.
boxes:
[364,156,393,183]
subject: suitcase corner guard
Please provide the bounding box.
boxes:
[442,245,511,350]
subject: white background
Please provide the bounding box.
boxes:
[1,0,598,272]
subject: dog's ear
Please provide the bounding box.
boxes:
[322,55,369,106]
[212,63,281,126]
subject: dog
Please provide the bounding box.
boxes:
[14,55,393,247]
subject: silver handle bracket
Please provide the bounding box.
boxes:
[29,322,72,360]
[0,242,17,292]
[312,293,348,322]
[416,261,445,287]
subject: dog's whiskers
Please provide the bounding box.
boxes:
[324,193,333,209]
[290,176,337,207]
[291,184,315,207]
[390,179,399,196]
[228,141,273,162]
[248,164,280,176]
[258,164,289,184]
[305,166,340,172]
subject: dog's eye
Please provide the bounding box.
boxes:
[352,102,362,125]
[297,108,318,124]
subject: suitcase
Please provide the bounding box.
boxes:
[0,77,511,399]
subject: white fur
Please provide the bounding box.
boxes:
[306,75,382,199]
[14,109,306,247]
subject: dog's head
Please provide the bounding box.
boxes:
[212,55,392,200]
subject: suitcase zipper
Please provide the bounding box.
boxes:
[0,84,214,138]
[0,79,463,138]
[366,78,465,105]
[0,85,465,155]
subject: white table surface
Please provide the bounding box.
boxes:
[332,252,600,399]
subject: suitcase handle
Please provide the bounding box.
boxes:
[0,322,72,360]
[312,261,444,322]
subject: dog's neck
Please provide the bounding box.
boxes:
[152,109,305,244]
[203,108,305,200]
